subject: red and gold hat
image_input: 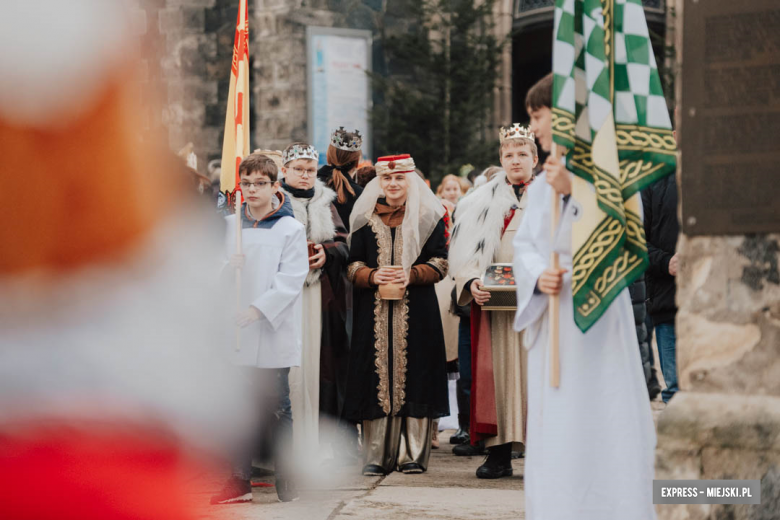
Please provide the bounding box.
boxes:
[375,154,416,176]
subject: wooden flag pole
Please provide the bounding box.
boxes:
[549,142,565,388]
[235,191,243,352]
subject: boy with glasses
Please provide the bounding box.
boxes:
[211,153,309,504]
[279,142,350,464]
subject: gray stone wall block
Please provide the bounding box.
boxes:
[274,62,306,85]
[182,7,206,33]
[257,12,278,37]
[677,234,780,395]
[167,0,217,7]
[168,80,219,106]
[254,62,276,86]
[158,7,184,33]
[656,392,780,520]
[254,0,293,11]
[257,87,306,113]
[255,114,295,142]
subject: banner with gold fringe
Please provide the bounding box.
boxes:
[552,0,677,332]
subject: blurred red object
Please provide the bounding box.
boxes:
[0,422,209,520]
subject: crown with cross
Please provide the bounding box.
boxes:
[499,123,535,144]
[282,143,319,165]
[330,127,363,152]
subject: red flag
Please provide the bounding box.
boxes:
[219,0,250,210]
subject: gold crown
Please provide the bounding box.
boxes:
[499,123,535,144]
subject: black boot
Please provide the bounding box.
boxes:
[453,440,485,456]
[476,443,513,479]
[449,413,470,445]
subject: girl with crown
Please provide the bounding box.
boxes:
[447,124,538,478]
[278,142,350,461]
[344,155,450,476]
[317,127,365,231]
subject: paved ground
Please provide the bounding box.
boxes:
[192,339,668,519]
[194,430,525,520]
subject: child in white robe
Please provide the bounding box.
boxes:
[513,73,657,520]
[212,153,309,505]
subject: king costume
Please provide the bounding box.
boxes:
[512,174,657,519]
[449,126,535,458]
[280,144,349,457]
[344,155,450,475]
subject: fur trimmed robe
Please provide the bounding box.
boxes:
[282,180,349,452]
[449,171,528,449]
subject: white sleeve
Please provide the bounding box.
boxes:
[219,216,235,280]
[513,184,550,334]
[251,223,309,330]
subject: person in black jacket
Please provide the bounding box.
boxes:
[641,173,679,403]
[629,275,661,400]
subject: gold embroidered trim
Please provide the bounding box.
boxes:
[369,215,392,267]
[369,215,393,415]
[392,292,410,414]
[347,261,367,283]
[426,257,449,278]
[392,225,408,414]
[367,215,410,415]
[373,293,391,414]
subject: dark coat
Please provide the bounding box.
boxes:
[317,165,364,232]
[319,206,350,419]
[344,219,450,421]
[628,275,660,398]
[641,174,679,325]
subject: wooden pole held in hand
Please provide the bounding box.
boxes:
[235,191,243,352]
[549,143,565,388]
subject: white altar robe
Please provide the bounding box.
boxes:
[512,173,657,520]
[289,282,322,458]
[222,212,309,369]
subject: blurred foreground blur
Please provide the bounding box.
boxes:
[0,2,260,518]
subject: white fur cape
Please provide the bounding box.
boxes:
[449,171,519,278]
[283,180,338,286]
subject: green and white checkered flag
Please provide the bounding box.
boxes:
[552,0,677,332]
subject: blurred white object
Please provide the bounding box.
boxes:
[0,0,133,127]
[439,380,459,431]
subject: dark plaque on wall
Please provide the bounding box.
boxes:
[680,0,780,235]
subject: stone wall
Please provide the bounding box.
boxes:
[654,2,780,518]
[131,0,238,175]
[131,0,515,173]
[656,233,780,519]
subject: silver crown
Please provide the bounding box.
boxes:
[499,123,535,144]
[282,143,319,165]
[330,127,363,152]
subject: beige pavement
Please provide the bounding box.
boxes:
[194,430,525,520]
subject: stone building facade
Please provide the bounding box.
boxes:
[129,0,670,176]
[129,0,516,177]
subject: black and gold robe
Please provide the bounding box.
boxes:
[343,213,450,422]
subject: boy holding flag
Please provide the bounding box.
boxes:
[513,0,677,517]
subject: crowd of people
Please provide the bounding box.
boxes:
[209,73,679,519]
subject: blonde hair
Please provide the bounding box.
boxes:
[436,174,470,197]
[499,138,538,157]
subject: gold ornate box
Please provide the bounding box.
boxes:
[480,263,517,311]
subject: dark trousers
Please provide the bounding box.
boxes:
[233,367,293,481]
[456,316,472,422]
